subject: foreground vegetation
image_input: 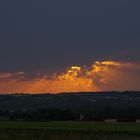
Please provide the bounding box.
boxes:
[0,121,140,140]
[0,121,140,132]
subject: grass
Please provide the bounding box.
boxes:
[0,121,140,140]
[0,121,140,132]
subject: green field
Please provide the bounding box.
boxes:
[0,121,140,140]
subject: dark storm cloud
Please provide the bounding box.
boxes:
[0,0,140,73]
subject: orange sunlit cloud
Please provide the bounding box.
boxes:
[0,60,140,94]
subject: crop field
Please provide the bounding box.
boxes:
[0,121,140,140]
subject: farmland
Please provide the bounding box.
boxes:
[0,121,140,140]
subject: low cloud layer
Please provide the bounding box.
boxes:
[0,60,140,94]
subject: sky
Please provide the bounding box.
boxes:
[0,0,140,93]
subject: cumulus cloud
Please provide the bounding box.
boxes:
[0,60,140,93]
[88,61,140,91]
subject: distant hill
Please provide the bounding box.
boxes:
[0,91,140,111]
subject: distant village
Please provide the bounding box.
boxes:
[0,91,140,122]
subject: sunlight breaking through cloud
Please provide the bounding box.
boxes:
[0,61,140,93]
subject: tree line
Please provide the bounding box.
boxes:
[0,107,140,122]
